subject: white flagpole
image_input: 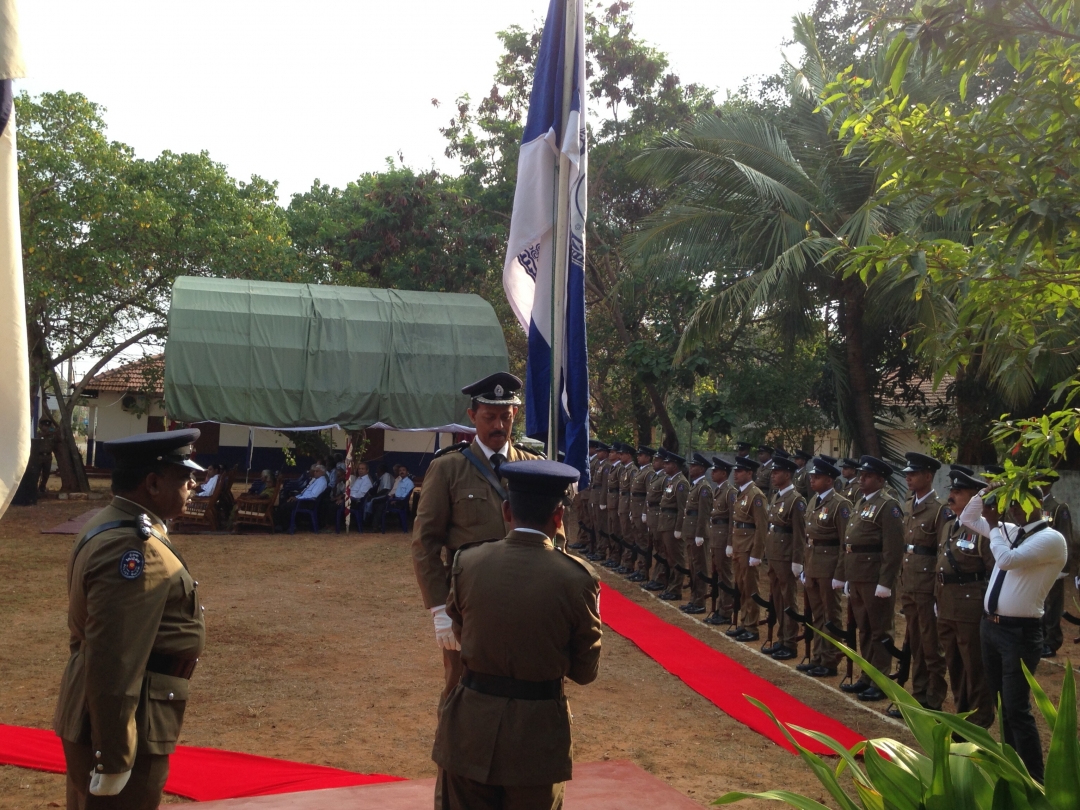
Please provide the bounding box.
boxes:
[548,0,577,460]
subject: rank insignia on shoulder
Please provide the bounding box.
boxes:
[890,505,903,519]
[840,506,851,520]
[942,507,955,520]
[119,549,144,580]
[136,513,153,540]
[434,441,470,459]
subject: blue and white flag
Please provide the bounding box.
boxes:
[503,0,590,485]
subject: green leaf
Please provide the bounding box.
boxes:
[861,743,924,810]
[1043,662,1080,810]
[713,790,832,809]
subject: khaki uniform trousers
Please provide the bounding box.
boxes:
[939,617,994,728]
[686,536,709,607]
[848,581,896,684]
[634,513,652,576]
[733,553,760,632]
[706,528,734,617]
[619,510,636,569]
[804,576,842,669]
[649,526,669,588]
[440,770,564,810]
[64,741,169,810]
[900,589,947,709]
[767,559,798,650]
[662,530,685,597]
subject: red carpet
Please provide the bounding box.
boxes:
[0,724,403,801]
[598,583,864,755]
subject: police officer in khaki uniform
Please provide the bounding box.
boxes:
[798,457,851,677]
[680,453,714,615]
[587,443,611,561]
[627,446,655,583]
[600,445,625,568]
[897,452,950,714]
[658,452,690,602]
[833,455,905,702]
[568,439,602,552]
[765,455,806,659]
[616,444,637,573]
[839,458,861,502]
[728,457,768,642]
[935,468,995,728]
[754,445,775,495]
[705,456,736,625]
[642,450,668,591]
[54,430,206,810]
[792,450,813,499]
[1039,472,1076,657]
[434,460,602,810]
[411,373,547,703]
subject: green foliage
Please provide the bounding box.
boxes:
[715,632,1079,810]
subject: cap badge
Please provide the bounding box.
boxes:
[494,384,504,397]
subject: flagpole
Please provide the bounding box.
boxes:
[548,0,577,460]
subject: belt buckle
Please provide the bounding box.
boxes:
[844,543,852,552]
[989,613,1001,624]
[906,544,915,553]
[937,572,945,585]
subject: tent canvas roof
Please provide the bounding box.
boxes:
[163,277,508,431]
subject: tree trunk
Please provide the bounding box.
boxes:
[50,370,91,494]
[840,283,881,458]
[953,363,998,465]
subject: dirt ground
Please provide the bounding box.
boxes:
[2,484,1077,808]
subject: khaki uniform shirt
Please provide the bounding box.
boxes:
[657,473,689,532]
[754,460,774,494]
[731,482,768,558]
[53,498,205,773]
[708,479,734,549]
[593,458,612,532]
[646,468,665,531]
[901,491,951,595]
[835,489,905,588]
[630,464,651,526]
[766,485,806,564]
[684,475,714,541]
[803,489,852,580]
[1042,494,1076,575]
[618,463,634,523]
[604,462,623,515]
[435,529,602,786]
[411,438,543,609]
[793,465,810,499]
[935,516,996,622]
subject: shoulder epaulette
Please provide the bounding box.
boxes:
[434,441,470,459]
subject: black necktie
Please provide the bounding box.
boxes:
[986,524,1026,614]
[491,453,506,477]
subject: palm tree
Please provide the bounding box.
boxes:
[625,15,926,457]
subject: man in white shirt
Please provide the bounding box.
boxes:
[971,481,1067,783]
[197,464,219,497]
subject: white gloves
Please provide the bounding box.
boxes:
[431,605,460,651]
[1075,576,1080,592]
[799,571,806,584]
[725,545,733,558]
[874,585,892,598]
[831,579,845,591]
[641,513,647,523]
[695,536,704,547]
[599,504,607,510]
[674,530,682,539]
[791,563,803,577]
[89,770,131,796]
[934,603,938,617]
[1057,571,1068,580]
[748,557,761,567]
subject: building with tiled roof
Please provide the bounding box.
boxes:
[84,354,165,396]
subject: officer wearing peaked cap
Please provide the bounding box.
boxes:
[411,372,554,706]
[680,453,714,615]
[896,452,950,715]
[586,442,610,560]
[705,457,736,624]
[615,443,638,573]
[657,451,690,602]
[642,449,669,591]
[834,455,905,702]
[765,455,806,659]
[792,449,813,498]
[839,458,861,502]
[729,456,769,641]
[54,430,206,810]
[935,468,996,728]
[754,445,775,494]
[434,460,602,810]
[626,446,656,583]
[568,439,602,552]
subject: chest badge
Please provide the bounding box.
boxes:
[119,549,144,580]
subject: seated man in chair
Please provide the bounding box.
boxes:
[275,464,328,530]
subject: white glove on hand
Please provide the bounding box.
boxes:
[430,605,460,651]
[1057,571,1068,580]
[641,513,647,523]
[934,603,938,617]
[695,536,704,547]
[1075,575,1079,592]
[673,530,682,539]
[89,771,131,797]
[748,557,761,567]
[831,579,844,590]
[725,545,733,558]
[799,571,806,584]
[874,585,892,598]
[599,504,607,510]
[791,563,804,577]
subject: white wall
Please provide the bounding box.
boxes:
[92,392,167,442]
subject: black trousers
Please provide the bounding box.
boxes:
[980,618,1045,782]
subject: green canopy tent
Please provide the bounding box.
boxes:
[163,277,508,430]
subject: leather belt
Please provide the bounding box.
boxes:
[631,493,647,499]
[734,521,756,530]
[768,525,793,534]
[661,507,678,513]
[607,487,620,492]
[906,544,936,556]
[939,571,986,585]
[983,613,1040,628]
[685,510,699,516]
[146,653,198,680]
[461,667,562,700]
[845,543,883,553]
[809,538,840,546]
[710,517,730,525]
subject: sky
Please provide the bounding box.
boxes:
[18,0,809,202]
